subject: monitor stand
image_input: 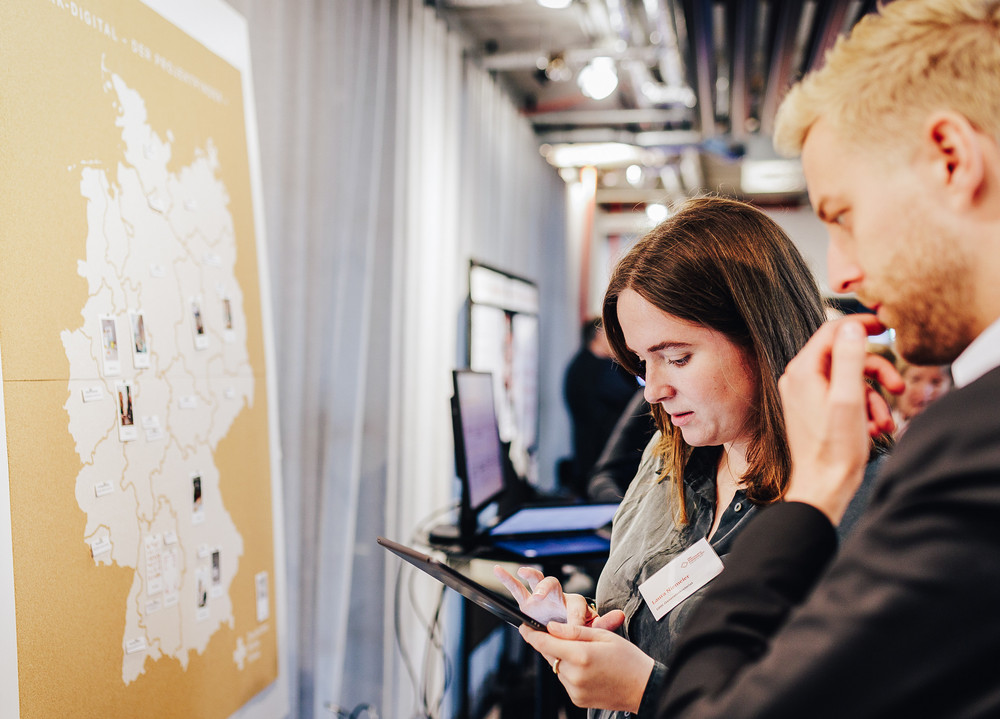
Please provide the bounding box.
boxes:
[427,522,462,544]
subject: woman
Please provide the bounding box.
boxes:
[496,196,888,716]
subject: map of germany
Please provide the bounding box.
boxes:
[1,1,282,716]
[61,66,250,684]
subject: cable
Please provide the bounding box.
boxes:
[348,704,380,719]
[393,561,422,704]
[418,582,452,718]
[394,534,456,718]
[394,559,452,719]
[325,703,381,719]
[424,584,452,718]
[407,563,446,717]
[408,500,461,545]
[387,500,460,719]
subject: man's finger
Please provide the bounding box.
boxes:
[792,314,887,374]
[863,354,905,394]
[866,387,895,435]
[828,320,869,409]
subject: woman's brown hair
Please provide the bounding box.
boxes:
[602,196,825,521]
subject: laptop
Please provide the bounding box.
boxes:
[447,369,617,558]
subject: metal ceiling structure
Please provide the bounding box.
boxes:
[427,0,881,205]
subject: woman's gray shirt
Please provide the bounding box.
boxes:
[590,436,756,719]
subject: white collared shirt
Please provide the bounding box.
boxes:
[951,316,1000,388]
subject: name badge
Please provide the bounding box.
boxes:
[638,538,724,621]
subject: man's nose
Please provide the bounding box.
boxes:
[827,239,864,295]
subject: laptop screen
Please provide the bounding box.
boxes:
[452,370,506,514]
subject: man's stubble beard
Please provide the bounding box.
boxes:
[881,219,977,366]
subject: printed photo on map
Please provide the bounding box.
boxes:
[100,316,121,376]
[129,311,150,369]
[191,297,208,350]
[255,571,270,622]
[193,475,203,512]
[116,382,137,442]
[223,297,235,343]
[197,568,208,609]
[210,550,224,599]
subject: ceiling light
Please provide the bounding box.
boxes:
[537,0,573,8]
[646,203,669,224]
[577,57,618,100]
[625,164,643,186]
[543,54,572,82]
[740,159,806,194]
[640,82,696,107]
[544,142,643,168]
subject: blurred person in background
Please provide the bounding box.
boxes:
[563,317,638,497]
[892,357,952,438]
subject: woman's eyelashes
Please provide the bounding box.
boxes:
[637,353,691,381]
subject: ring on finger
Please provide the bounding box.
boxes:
[552,658,561,675]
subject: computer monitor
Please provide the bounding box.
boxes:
[451,369,506,538]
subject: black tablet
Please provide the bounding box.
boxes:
[377,536,548,631]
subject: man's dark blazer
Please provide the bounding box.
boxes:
[650,364,1000,718]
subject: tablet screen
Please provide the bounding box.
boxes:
[377,536,548,632]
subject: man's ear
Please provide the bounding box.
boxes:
[923,111,986,209]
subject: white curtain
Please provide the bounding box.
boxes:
[224,0,573,716]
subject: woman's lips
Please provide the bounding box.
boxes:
[670,411,694,427]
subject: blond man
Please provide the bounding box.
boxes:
[520,2,1000,716]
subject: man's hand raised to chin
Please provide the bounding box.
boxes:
[779,316,903,524]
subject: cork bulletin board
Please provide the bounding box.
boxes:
[0,1,288,716]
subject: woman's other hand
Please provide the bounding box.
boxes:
[519,621,654,713]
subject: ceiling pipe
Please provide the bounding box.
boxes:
[759,0,804,136]
[603,0,631,43]
[600,0,648,110]
[805,0,854,74]
[854,0,880,23]
[536,127,701,147]
[728,0,755,140]
[580,0,615,41]
[686,0,717,137]
[530,107,691,126]
[653,0,688,90]
[479,44,659,71]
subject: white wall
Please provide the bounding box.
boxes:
[764,204,837,296]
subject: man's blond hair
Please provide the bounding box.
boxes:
[774,0,1000,157]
